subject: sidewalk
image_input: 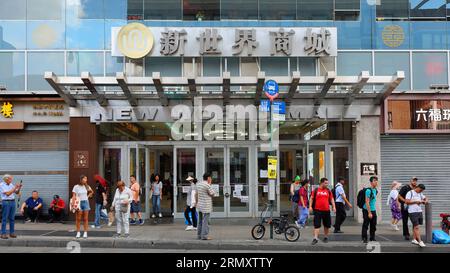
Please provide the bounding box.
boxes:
[0,218,448,252]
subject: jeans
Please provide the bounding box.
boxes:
[24,207,41,221]
[115,210,130,235]
[1,200,16,235]
[197,212,210,239]
[152,195,161,215]
[184,206,197,227]
[334,202,347,231]
[48,208,65,221]
[291,202,299,219]
[94,203,108,227]
[401,208,410,237]
[297,206,309,227]
[362,209,377,240]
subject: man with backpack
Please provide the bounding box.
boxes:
[359,176,378,243]
[309,178,336,245]
[333,177,353,233]
[398,177,418,240]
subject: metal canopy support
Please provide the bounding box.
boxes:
[152,72,169,106]
[44,72,77,107]
[345,71,370,106]
[81,72,108,106]
[116,72,138,106]
[188,75,196,100]
[254,71,265,105]
[286,71,301,105]
[223,72,231,105]
[374,71,405,104]
[314,71,336,106]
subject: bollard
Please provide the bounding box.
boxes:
[425,202,432,244]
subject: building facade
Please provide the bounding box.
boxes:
[0,0,449,221]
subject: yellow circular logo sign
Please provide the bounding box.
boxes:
[382,25,405,48]
[117,23,154,59]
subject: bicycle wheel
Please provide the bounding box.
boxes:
[251,224,266,240]
[284,226,300,242]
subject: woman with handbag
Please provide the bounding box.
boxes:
[71,175,93,239]
[112,180,133,238]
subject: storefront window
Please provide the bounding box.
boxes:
[67,52,104,76]
[376,0,409,19]
[27,52,64,91]
[0,1,26,20]
[145,57,182,77]
[299,58,316,76]
[183,0,220,21]
[259,0,296,20]
[145,0,182,20]
[260,57,289,76]
[0,22,26,49]
[410,0,446,19]
[221,0,258,20]
[412,52,448,90]
[337,52,373,76]
[375,52,411,91]
[0,52,25,91]
[105,0,127,19]
[298,0,333,20]
[106,53,124,76]
[27,0,63,20]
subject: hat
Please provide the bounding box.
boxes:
[294,175,301,181]
[411,177,418,181]
[186,176,195,181]
[53,195,60,199]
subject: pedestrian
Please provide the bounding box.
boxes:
[387,181,402,231]
[290,175,302,220]
[398,177,418,240]
[112,180,133,238]
[71,174,93,239]
[333,177,353,233]
[295,179,310,229]
[362,176,378,244]
[129,175,144,225]
[92,174,108,229]
[405,184,428,247]
[48,195,65,223]
[151,174,163,218]
[184,176,198,231]
[196,173,216,240]
[0,174,22,239]
[309,178,336,245]
[20,190,43,223]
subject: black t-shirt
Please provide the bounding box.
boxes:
[95,182,106,204]
[398,185,412,209]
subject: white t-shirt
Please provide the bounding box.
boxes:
[406,190,426,213]
[72,185,88,201]
[387,189,399,205]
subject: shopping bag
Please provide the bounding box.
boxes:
[432,230,450,244]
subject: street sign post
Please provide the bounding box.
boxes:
[268,155,277,239]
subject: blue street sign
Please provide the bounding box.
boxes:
[272,101,286,114]
[259,99,271,112]
[263,80,279,101]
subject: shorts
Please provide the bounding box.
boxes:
[313,210,331,229]
[130,201,141,213]
[409,212,423,227]
[79,200,90,212]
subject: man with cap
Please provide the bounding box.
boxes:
[290,175,302,221]
[0,174,22,239]
[48,195,66,223]
[184,176,198,231]
[398,177,418,240]
[405,184,428,247]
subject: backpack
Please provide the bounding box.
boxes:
[331,184,340,201]
[357,188,377,209]
[292,188,300,203]
[311,188,332,210]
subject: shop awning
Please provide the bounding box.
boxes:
[45,70,404,108]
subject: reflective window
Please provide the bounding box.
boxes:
[299,58,316,76]
[298,0,333,20]
[66,16,104,49]
[410,0,446,19]
[67,52,104,76]
[222,57,239,76]
[260,57,289,76]
[127,0,144,20]
[125,58,144,77]
[376,0,409,19]
[145,57,182,76]
[412,52,448,90]
[106,53,124,76]
[241,57,258,77]
[105,0,127,19]
[335,0,360,21]
[68,0,105,19]
[410,21,447,49]
[203,57,221,76]
[27,52,64,91]
[0,22,26,49]
[337,52,373,76]
[144,0,182,20]
[27,22,65,49]
[375,52,410,91]
[0,1,26,20]
[259,0,296,20]
[0,52,25,91]
[183,0,220,21]
[27,0,63,20]
[221,0,258,20]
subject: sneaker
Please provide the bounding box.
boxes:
[48,219,54,223]
[394,225,400,231]
[295,222,301,229]
[172,212,174,216]
[334,230,343,234]
[90,225,96,228]
[83,232,88,239]
[9,234,17,238]
[113,233,121,238]
[193,227,197,230]
[201,237,212,240]
[362,238,368,244]
[108,221,113,227]
[151,214,156,218]
[158,213,163,218]
[311,238,319,245]
[139,219,144,225]
[75,232,81,239]
[0,235,8,240]
[418,241,426,248]
[25,219,32,223]
[322,237,329,243]
[411,239,420,245]
[130,219,136,225]
[185,225,193,231]
[122,233,130,238]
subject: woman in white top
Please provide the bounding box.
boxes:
[151,174,163,218]
[71,175,93,239]
[387,181,402,231]
[112,180,133,238]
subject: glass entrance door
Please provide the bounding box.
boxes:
[205,147,226,217]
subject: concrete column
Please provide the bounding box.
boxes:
[352,116,381,223]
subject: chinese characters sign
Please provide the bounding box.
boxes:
[112,26,337,58]
[416,108,450,122]
[1,102,14,118]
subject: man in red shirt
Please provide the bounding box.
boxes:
[48,195,66,223]
[309,178,336,245]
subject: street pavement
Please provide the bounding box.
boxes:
[0,218,448,253]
